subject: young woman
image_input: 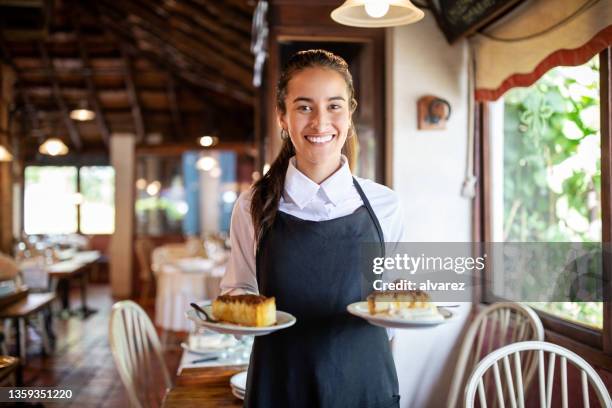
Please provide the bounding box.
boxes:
[220,49,407,408]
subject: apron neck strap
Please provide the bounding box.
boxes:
[352,177,385,257]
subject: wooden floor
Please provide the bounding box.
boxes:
[13,284,185,407]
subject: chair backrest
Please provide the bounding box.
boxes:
[447,302,545,408]
[109,300,171,408]
[135,239,155,282]
[464,341,612,408]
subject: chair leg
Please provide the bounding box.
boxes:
[37,313,52,356]
[17,318,26,364]
[2,320,10,356]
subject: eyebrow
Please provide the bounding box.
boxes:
[292,96,346,103]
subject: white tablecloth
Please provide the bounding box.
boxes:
[153,246,227,332]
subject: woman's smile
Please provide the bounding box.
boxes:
[304,133,336,144]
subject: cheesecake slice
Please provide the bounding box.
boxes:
[367,290,442,320]
[212,294,276,327]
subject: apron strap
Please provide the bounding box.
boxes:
[352,177,385,258]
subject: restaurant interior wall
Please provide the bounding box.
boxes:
[0,63,15,255]
[386,10,472,408]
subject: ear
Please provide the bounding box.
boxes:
[276,110,287,130]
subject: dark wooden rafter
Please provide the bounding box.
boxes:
[38,42,82,149]
[73,10,111,145]
[187,0,252,36]
[221,0,256,16]
[96,0,253,90]
[119,44,145,142]
[166,5,252,67]
[166,75,184,142]
[96,12,253,105]
[172,0,252,53]
[0,32,42,138]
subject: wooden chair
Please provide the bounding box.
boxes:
[464,341,612,408]
[109,300,172,408]
[447,302,545,408]
[135,239,156,304]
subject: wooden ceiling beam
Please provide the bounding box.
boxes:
[170,0,251,53]
[119,44,145,143]
[0,31,43,139]
[96,13,253,106]
[75,13,111,146]
[167,75,183,142]
[167,13,252,68]
[39,42,82,149]
[220,0,257,17]
[98,0,253,90]
[187,0,252,36]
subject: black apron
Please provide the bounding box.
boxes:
[244,178,400,408]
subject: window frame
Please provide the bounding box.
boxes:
[475,48,612,368]
[22,164,115,236]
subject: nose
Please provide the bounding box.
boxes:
[310,110,330,131]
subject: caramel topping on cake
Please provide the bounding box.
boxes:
[215,294,270,305]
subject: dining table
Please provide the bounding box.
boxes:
[162,365,246,408]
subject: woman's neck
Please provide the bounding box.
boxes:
[295,156,343,185]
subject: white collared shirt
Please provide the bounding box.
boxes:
[220,155,408,295]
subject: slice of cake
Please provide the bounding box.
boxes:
[212,294,276,327]
[367,290,443,320]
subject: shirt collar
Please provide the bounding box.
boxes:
[283,155,353,208]
[320,155,353,206]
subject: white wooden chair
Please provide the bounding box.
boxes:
[109,300,172,408]
[464,341,612,408]
[447,302,545,408]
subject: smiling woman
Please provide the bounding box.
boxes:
[220,49,408,408]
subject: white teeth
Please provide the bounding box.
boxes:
[305,134,334,144]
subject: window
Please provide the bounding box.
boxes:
[24,166,78,234]
[79,166,115,234]
[24,166,115,235]
[481,49,611,350]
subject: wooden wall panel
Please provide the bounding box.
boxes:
[0,64,15,254]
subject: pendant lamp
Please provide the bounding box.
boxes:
[39,138,69,156]
[331,0,424,28]
[0,144,13,162]
[69,100,96,121]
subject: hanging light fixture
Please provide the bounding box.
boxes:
[198,135,219,148]
[331,0,424,28]
[0,144,13,162]
[69,100,96,121]
[39,137,69,156]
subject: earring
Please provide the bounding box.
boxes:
[281,129,289,140]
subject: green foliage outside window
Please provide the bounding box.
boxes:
[503,55,603,329]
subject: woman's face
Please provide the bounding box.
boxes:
[278,67,351,169]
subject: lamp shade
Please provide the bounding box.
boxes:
[70,100,96,121]
[331,0,424,28]
[39,138,69,156]
[0,145,13,162]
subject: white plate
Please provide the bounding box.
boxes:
[232,387,245,400]
[186,305,297,336]
[230,370,247,391]
[347,302,454,328]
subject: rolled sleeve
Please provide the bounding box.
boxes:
[220,190,259,295]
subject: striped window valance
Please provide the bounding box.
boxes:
[470,0,612,101]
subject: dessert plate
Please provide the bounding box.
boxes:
[186,304,296,336]
[232,387,245,400]
[230,370,247,392]
[347,301,454,328]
